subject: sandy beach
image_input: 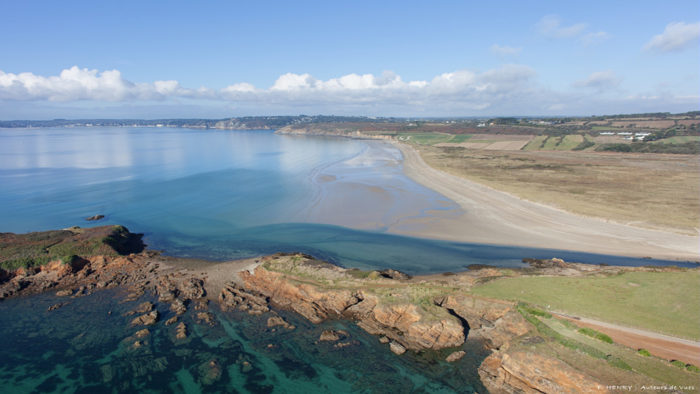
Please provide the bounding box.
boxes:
[391,142,700,261]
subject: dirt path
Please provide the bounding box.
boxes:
[555,313,700,365]
[393,142,700,261]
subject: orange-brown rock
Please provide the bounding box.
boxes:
[478,350,609,394]
[437,295,529,349]
[319,329,348,342]
[241,267,360,323]
[241,266,464,350]
[130,311,158,326]
[266,315,295,330]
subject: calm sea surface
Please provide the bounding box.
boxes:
[0,127,687,272]
[0,127,691,393]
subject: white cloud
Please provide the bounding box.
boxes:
[0,65,697,117]
[536,15,586,38]
[0,66,191,102]
[644,22,700,53]
[490,44,522,57]
[536,15,609,46]
[574,71,622,91]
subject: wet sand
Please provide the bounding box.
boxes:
[392,142,700,261]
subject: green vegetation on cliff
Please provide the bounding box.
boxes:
[0,225,144,271]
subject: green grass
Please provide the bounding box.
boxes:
[471,270,700,339]
[578,327,614,344]
[519,304,552,318]
[572,135,596,151]
[397,132,473,145]
[555,134,584,150]
[638,349,651,357]
[0,225,142,271]
[522,135,548,151]
[671,360,686,368]
[652,136,700,144]
[398,132,454,145]
[448,134,472,143]
[520,306,699,384]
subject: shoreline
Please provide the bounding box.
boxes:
[391,141,700,262]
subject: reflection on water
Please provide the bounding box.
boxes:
[0,127,691,273]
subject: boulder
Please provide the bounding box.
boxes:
[319,329,348,342]
[266,315,295,330]
[389,341,406,355]
[446,350,466,362]
[130,311,158,326]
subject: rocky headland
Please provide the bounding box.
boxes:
[2,226,698,393]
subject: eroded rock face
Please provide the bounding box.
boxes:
[478,351,609,394]
[436,295,529,349]
[241,266,465,351]
[219,282,269,315]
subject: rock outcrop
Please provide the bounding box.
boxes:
[240,263,465,351]
[478,351,609,393]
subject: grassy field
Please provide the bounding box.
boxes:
[471,270,700,339]
[398,132,454,145]
[523,134,586,151]
[516,309,700,387]
[420,147,700,232]
[398,132,474,145]
[654,136,700,144]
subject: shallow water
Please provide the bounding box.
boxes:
[0,127,691,272]
[0,126,692,393]
[0,291,490,393]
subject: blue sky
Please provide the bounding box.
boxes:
[1,0,698,118]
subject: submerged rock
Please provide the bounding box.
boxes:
[389,341,406,355]
[175,322,187,340]
[170,298,186,315]
[130,311,159,326]
[319,329,348,342]
[196,312,216,326]
[267,315,295,330]
[125,301,153,316]
[446,350,466,362]
[85,214,105,221]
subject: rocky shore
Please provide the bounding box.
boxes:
[4,226,697,392]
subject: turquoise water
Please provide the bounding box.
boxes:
[0,126,692,393]
[0,126,691,272]
[0,291,490,393]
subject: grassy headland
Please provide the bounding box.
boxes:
[471,270,700,340]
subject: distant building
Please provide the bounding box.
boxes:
[599,132,615,135]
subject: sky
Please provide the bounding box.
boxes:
[0,0,698,119]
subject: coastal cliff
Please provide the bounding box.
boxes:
[3,227,697,393]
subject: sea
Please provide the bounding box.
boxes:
[0,127,691,393]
